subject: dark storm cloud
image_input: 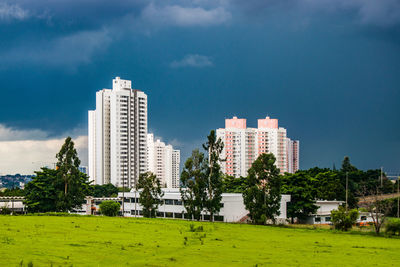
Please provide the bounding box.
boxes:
[0,0,399,172]
[0,0,231,68]
[231,0,400,28]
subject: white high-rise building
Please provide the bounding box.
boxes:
[172,149,180,188]
[217,116,299,177]
[88,77,148,188]
[147,133,180,188]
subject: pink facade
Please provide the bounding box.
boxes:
[258,116,278,129]
[218,115,299,176]
[226,116,246,129]
[225,131,234,176]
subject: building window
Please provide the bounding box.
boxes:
[173,199,182,205]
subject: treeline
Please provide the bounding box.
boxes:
[223,156,395,223]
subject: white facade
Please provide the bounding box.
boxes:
[306,200,344,224]
[172,149,180,188]
[120,190,290,222]
[88,111,96,184]
[78,190,291,223]
[147,133,180,188]
[88,77,148,188]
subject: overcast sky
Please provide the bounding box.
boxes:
[0,0,399,174]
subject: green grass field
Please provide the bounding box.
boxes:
[1,215,399,266]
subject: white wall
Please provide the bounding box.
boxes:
[117,190,291,223]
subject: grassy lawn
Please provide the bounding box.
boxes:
[1,215,399,266]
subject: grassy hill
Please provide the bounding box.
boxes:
[1,215,399,266]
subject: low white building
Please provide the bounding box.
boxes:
[305,200,344,224]
[80,189,291,223]
[0,197,25,213]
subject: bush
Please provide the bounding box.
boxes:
[331,206,358,231]
[0,207,12,215]
[385,219,400,236]
[99,201,120,217]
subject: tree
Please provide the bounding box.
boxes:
[24,168,58,213]
[136,172,164,218]
[341,156,358,173]
[180,149,207,220]
[202,130,224,222]
[359,186,393,234]
[91,184,118,197]
[331,206,359,231]
[56,137,89,211]
[243,153,282,224]
[99,200,120,217]
[24,137,90,213]
[314,171,345,201]
[281,172,318,223]
[222,175,247,193]
[0,188,24,197]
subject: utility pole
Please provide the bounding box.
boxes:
[345,172,348,212]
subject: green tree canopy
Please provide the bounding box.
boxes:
[281,172,318,223]
[136,172,164,218]
[180,149,207,220]
[24,137,90,213]
[341,156,358,173]
[222,175,247,193]
[243,153,282,224]
[90,184,118,197]
[24,168,58,213]
[56,137,89,212]
[203,130,224,222]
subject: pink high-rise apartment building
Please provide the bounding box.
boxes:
[286,139,300,174]
[216,116,299,177]
[216,117,257,177]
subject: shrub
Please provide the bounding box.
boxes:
[99,201,120,217]
[385,219,400,236]
[0,207,12,215]
[331,206,358,231]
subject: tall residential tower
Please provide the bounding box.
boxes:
[147,133,181,188]
[88,77,148,188]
